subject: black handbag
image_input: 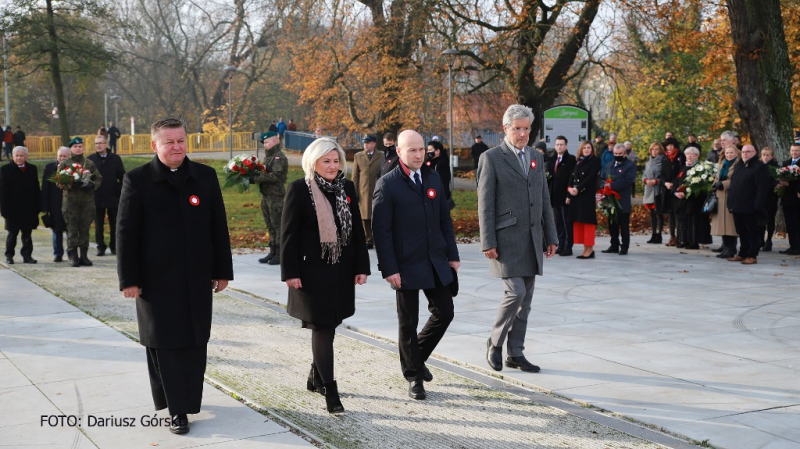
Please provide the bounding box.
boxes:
[703,192,718,214]
[41,213,53,228]
[449,267,459,297]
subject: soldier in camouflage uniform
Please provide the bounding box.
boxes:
[254,131,288,264]
[58,137,103,267]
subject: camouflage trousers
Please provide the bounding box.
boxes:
[261,196,284,245]
[63,203,95,251]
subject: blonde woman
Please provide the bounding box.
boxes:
[710,146,740,258]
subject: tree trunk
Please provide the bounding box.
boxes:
[727,0,794,161]
[45,0,70,145]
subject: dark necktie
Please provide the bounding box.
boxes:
[556,156,561,173]
[519,152,527,174]
[793,159,798,166]
[414,172,422,194]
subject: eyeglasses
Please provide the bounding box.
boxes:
[510,127,531,133]
[741,150,756,154]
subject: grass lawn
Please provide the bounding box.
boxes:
[29,155,481,249]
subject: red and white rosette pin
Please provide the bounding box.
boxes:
[426,188,437,199]
[346,196,351,204]
[189,195,200,206]
[530,160,537,170]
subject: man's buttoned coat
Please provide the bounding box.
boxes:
[351,150,384,220]
[41,161,66,232]
[87,152,125,208]
[0,162,40,231]
[477,141,557,278]
[546,151,576,207]
[604,159,637,213]
[116,156,233,349]
[372,165,459,290]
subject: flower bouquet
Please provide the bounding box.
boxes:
[771,165,800,197]
[596,179,622,225]
[681,161,717,198]
[223,154,266,192]
[50,163,91,188]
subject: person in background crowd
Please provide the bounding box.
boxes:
[665,131,674,140]
[533,141,547,155]
[778,143,800,255]
[685,134,702,152]
[594,135,607,157]
[471,135,489,171]
[642,143,665,244]
[568,141,602,258]
[624,141,639,198]
[373,129,459,400]
[254,131,288,265]
[107,122,121,154]
[600,133,617,175]
[98,125,109,142]
[276,117,287,137]
[351,134,384,249]
[2,126,13,160]
[287,119,297,132]
[601,144,636,255]
[87,135,126,256]
[281,137,370,414]
[13,126,26,148]
[673,147,707,250]
[268,121,278,133]
[660,137,685,247]
[42,147,71,262]
[426,140,452,200]
[547,136,576,256]
[727,144,772,264]
[733,135,743,150]
[379,132,399,177]
[759,147,780,252]
[707,139,722,163]
[710,146,740,259]
[0,146,40,264]
[59,137,102,267]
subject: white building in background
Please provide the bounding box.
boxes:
[580,67,615,124]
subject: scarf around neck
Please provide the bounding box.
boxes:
[308,171,352,264]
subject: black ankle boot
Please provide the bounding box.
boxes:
[79,246,93,266]
[69,250,80,267]
[717,246,736,259]
[323,381,344,413]
[306,364,324,395]
[652,233,662,244]
[258,245,276,263]
[762,240,772,252]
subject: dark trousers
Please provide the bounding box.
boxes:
[146,346,207,415]
[395,273,454,381]
[553,205,573,251]
[733,213,760,258]
[609,212,631,249]
[5,227,33,259]
[784,205,800,250]
[52,230,64,257]
[94,206,118,252]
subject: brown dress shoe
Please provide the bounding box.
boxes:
[741,257,757,264]
[665,237,677,247]
[727,255,744,262]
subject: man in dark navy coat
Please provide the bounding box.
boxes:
[0,146,40,264]
[87,134,125,256]
[116,118,233,435]
[546,136,577,256]
[41,147,71,262]
[372,129,459,401]
[601,144,637,255]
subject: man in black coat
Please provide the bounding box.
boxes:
[372,129,459,401]
[470,135,489,170]
[87,135,126,256]
[116,118,233,435]
[379,132,400,178]
[546,136,577,256]
[107,122,121,153]
[13,126,26,147]
[779,143,800,255]
[41,147,71,262]
[601,144,637,255]
[727,144,772,264]
[0,146,41,264]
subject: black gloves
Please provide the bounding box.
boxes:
[81,181,94,191]
[72,180,83,188]
[714,181,724,191]
[248,176,255,184]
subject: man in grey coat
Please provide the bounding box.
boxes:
[477,104,558,373]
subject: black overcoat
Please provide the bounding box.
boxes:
[425,156,452,199]
[547,151,577,207]
[87,152,126,208]
[780,159,800,209]
[41,161,66,232]
[280,178,371,326]
[116,156,233,349]
[660,154,685,212]
[673,163,707,214]
[0,162,40,231]
[567,155,601,224]
[372,165,459,290]
[727,158,772,215]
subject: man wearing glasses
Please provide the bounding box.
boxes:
[87,135,125,256]
[727,144,772,264]
[477,104,557,373]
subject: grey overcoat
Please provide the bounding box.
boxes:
[477,141,558,278]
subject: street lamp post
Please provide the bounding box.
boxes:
[442,49,459,191]
[104,93,108,128]
[224,66,237,159]
[110,95,121,127]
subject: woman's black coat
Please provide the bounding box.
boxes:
[426,156,452,199]
[568,155,601,224]
[673,162,707,215]
[41,161,66,232]
[0,162,40,231]
[660,154,685,212]
[280,178,371,327]
[116,156,234,349]
[764,159,780,216]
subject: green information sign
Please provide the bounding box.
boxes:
[542,105,591,154]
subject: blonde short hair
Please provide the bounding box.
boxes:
[302,137,347,183]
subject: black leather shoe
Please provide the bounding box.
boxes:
[558,249,573,256]
[366,242,374,250]
[110,249,116,255]
[5,257,13,265]
[408,380,426,400]
[23,257,37,264]
[422,366,433,382]
[618,247,628,255]
[712,245,724,253]
[555,247,563,255]
[54,255,63,263]
[267,256,280,265]
[306,363,324,395]
[762,241,772,252]
[486,338,502,371]
[169,414,189,435]
[601,246,619,254]
[96,248,106,257]
[779,249,790,254]
[787,249,800,255]
[576,251,595,259]
[505,356,541,373]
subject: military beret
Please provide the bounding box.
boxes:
[362,134,377,143]
[259,131,278,142]
[68,137,84,147]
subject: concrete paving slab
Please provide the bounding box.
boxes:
[0,421,97,449]
[0,311,108,336]
[37,371,158,415]
[0,384,65,429]
[0,357,32,390]
[192,431,316,448]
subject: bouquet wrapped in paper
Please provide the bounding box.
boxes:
[771,164,800,197]
[223,154,266,192]
[681,161,717,198]
[596,179,622,225]
[50,163,91,188]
